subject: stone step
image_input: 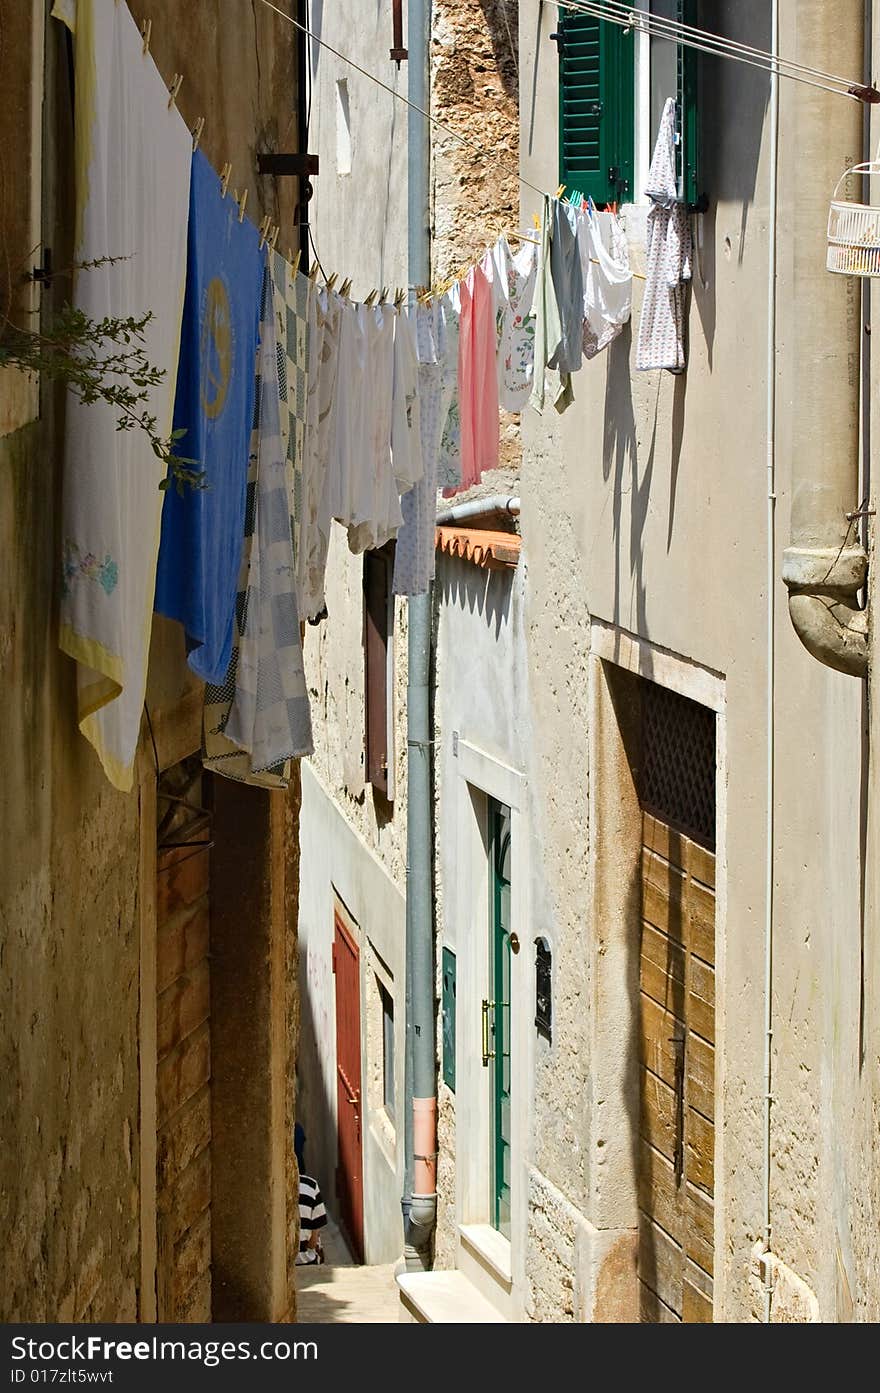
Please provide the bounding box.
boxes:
[397,1271,510,1323]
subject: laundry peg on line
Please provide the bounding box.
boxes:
[326,271,338,291]
[309,261,321,284]
[291,249,302,276]
[379,286,389,304]
[555,183,566,200]
[237,188,248,222]
[192,117,205,152]
[141,19,152,55]
[167,74,184,110]
[340,277,353,298]
[269,226,280,253]
[365,289,377,307]
[220,163,232,197]
[258,216,270,248]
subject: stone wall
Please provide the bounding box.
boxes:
[0,0,302,1322]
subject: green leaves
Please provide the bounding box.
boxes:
[0,302,206,493]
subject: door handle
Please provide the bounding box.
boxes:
[482,999,496,1067]
[338,1065,359,1107]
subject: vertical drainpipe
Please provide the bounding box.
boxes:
[402,0,437,1270]
[781,0,868,677]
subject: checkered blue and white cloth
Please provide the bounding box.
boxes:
[203,263,313,785]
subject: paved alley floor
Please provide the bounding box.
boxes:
[294,1216,399,1323]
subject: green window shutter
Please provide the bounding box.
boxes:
[679,0,701,207]
[558,13,635,206]
[442,948,456,1092]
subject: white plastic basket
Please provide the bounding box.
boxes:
[827,160,880,277]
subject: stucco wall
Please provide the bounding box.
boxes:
[519,0,872,1321]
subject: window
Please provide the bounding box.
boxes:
[380,983,395,1120]
[556,2,701,208]
[363,546,394,800]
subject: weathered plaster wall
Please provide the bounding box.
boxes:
[298,763,406,1265]
[520,0,872,1322]
[299,2,411,1249]
[1,0,302,1321]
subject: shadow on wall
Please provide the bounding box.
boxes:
[436,555,514,641]
[479,0,520,103]
[296,944,344,1244]
[597,3,771,633]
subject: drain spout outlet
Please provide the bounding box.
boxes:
[782,545,869,679]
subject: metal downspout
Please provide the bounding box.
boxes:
[781,0,869,678]
[402,0,437,1270]
[762,0,779,1325]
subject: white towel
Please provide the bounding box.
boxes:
[55,0,191,790]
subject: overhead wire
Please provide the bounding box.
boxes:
[553,0,872,101]
[256,0,549,199]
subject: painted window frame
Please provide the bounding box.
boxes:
[558,2,702,209]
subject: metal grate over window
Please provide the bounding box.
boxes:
[639,680,716,850]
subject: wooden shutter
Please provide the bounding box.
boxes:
[558,12,635,206]
[363,548,392,798]
[679,0,701,208]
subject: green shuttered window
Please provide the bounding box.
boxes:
[558,4,701,209]
[558,13,635,206]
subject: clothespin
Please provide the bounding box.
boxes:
[555,183,566,200]
[141,19,152,55]
[291,249,302,276]
[394,287,406,310]
[365,289,377,307]
[326,271,338,291]
[237,188,248,222]
[309,261,321,283]
[192,117,205,152]
[340,277,353,298]
[258,215,271,249]
[220,163,232,197]
[167,74,184,110]
[269,226,280,252]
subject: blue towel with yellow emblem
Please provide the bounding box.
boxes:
[155,149,264,685]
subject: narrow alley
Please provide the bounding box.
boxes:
[2,0,880,1346]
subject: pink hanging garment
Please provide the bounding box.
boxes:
[445,257,499,496]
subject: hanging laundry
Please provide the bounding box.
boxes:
[445,256,499,496]
[154,150,264,685]
[347,303,400,554]
[436,284,462,491]
[393,302,440,597]
[549,198,584,378]
[56,0,191,792]
[492,235,538,412]
[529,195,571,415]
[636,97,693,374]
[271,251,309,588]
[223,270,313,773]
[302,284,342,621]
[578,206,633,359]
[390,307,424,495]
[320,295,367,533]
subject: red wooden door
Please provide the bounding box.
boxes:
[333,913,364,1261]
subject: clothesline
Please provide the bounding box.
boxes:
[554,0,877,102]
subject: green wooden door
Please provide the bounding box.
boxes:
[489,799,512,1239]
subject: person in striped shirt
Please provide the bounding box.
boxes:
[297,1173,328,1265]
[294,1124,328,1266]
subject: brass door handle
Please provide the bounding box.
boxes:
[482,999,496,1067]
